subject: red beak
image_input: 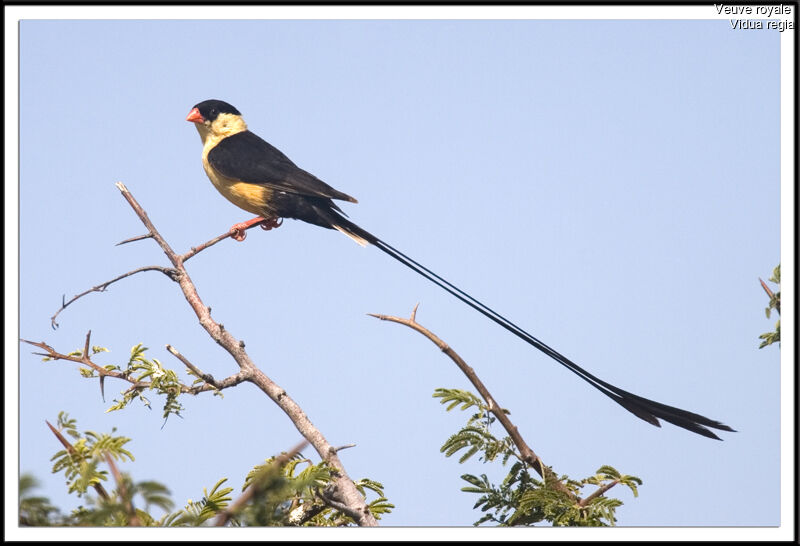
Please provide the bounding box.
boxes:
[186,107,204,123]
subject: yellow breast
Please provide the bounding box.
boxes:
[202,157,273,216]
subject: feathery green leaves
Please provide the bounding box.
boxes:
[49,413,133,497]
[759,264,780,349]
[436,387,641,526]
[103,344,185,420]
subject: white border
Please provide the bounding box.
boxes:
[5,4,794,542]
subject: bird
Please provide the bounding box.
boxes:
[186,98,734,440]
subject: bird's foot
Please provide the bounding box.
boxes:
[230,217,282,241]
[259,217,283,231]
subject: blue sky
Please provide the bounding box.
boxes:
[9,8,791,537]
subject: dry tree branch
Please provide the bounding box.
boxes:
[116,233,154,246]
[369,305,577,500]
[165,344,248,391]
[50,187,270,330]
[36,182,377,526]
[113,182,377,526]
[178,229,248,262]
[50,266,177,329]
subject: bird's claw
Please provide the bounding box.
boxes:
[229,217,282,242]
[260,218,283,231]
[230,227,248,241]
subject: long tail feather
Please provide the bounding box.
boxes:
[319,208,734,440]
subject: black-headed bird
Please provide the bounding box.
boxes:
[187,99,734,440]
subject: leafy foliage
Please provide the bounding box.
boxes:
[435,388,514,465]
[19,474,63,526]
[68,476,175,527]
[759,264,780,349]
[28,412,392,527]
[50,412,134,497]
[167,478,234,526]
[100,344,185,420]
[234,454,394,526]
[435,388,641,526]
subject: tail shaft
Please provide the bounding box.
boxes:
[321,210,734,439]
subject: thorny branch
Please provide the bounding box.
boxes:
[32,182,378,526]
[371,305,594,502]
[20,333,239,397]
[51,266,177,329]
[49,191,275,330]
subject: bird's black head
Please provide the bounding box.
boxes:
[187,99,241,123]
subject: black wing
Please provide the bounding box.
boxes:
[207,131,357,203]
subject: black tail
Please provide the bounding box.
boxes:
[320,207,735,440]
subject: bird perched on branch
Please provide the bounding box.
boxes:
[186,98,734,440]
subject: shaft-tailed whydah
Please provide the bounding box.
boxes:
[187,99,734,440]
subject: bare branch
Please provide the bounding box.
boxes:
[116,233,153,246]
[178,230,240,263]
[50,266,177,329]
[759,277,774,300]
[370,307,576,500]
[50,193,271,327]
[22,337,108,376]
[165,344,249,391]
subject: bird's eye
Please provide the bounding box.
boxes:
[210,108,218,116]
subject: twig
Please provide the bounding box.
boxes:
[166,344,226,390]
[214,440,308,526]
[369,307,576,500]
[116,233,153,246]
[104,453,142,526]
[50,191,271,327]
[21,336,224,396]
[759,278,774,300]
[50,266,177,329]
[178,230,241,263]
[578,479,620,508]
[759,277,780,314]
